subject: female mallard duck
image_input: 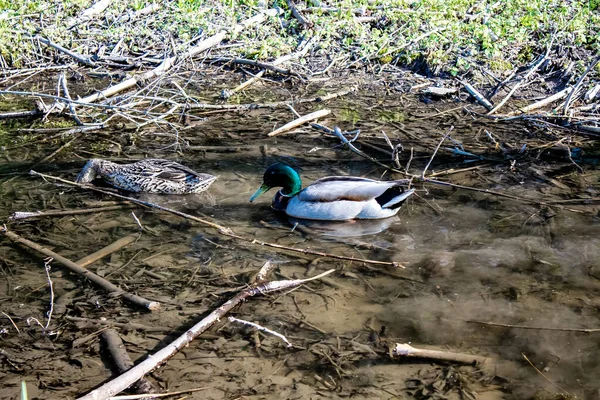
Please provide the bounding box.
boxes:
[76,158,216,194]
[250,163,414,220]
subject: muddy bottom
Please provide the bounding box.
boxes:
[1,76,599,399]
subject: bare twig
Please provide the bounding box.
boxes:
[522,353,572,396]
[509,87,572,115]
[421,126,454,179]
[229,316,293,347]
[488,43,552,115]
[286,0,313,28]
[9,204,135,221]
[222,37,315,98]
[35,36,95,66]
[26,257,55,332]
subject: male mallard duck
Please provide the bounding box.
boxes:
[249,163,414,220]
[76,158,216,194]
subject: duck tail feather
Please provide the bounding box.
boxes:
[379,188,415,209]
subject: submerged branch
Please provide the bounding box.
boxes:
[0,228,159,311]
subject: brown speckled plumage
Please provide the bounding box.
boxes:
[76,159,216,194]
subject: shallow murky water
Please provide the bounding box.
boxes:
[1,78,599,399]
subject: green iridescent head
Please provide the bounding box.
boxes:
[249,163,302,202]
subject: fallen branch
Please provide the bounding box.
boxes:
[30,171,405,267]
[9,204,135,221]
[221,37,315,99]
[102,329,155,395]
[508,87,572,116]
[466,320,600,333]
[461,81,493,110]
[563,54,600,114]
[488,44,552,115]
[286,0,313,28]
[208,56,299,77]
[0,228,159,311]
[9,9,278,120]
[389,343,489,366]
[77,269,335,400]
[268,109,331,136]
[36,36,95,67]
[318,126,591,212]
[229,316,293,347]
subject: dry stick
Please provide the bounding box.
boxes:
[30,171,403,267]
[9,205,135,221]
[389,343,489,366]
[466,320,600,333]
[268,109,331,136]
[102,329,155,395]
[0,229,159,311]
[563,54,600,114]
[77,269,335,400]
[0,109,40,119]
[318,124,412,178]
[421,126,454,179]
[35,36,95,66]
[75,234,138,268]
[488,47,551,115]
[522,353,573,397]
[208,56,298,76]
[508,87,572,115]
[59,72,84,125]
[286,0,313,28]
[461,81,493,110]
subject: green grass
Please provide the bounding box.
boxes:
[0,0,598,75]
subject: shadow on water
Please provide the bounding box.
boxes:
[0,80,599,399]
